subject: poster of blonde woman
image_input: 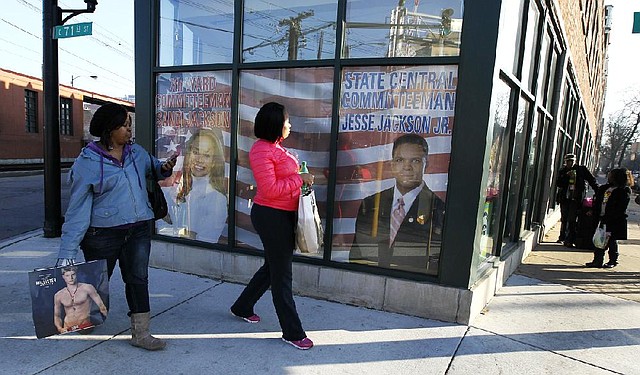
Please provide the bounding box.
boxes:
[159,128,228,243]
[155,71,231,244]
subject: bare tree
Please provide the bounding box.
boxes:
[600,93,640,169]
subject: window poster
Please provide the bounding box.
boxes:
[333,65,457,275]
[235,68,334,256]
[154,71,232,244]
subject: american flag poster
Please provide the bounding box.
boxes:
[154,65,456,274]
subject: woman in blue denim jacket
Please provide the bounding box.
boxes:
[57,103,176,351]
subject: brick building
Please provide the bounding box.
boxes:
[0,68,134,166]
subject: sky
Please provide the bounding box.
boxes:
[603,0,640,116]
[0,0,134,99]
[0,0,637,111]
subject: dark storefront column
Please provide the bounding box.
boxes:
[439,0,502,288]
[134,0,154,151]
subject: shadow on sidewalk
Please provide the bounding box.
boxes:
[516,210,640,303]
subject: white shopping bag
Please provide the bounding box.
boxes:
[592,222,610,249]
[295,189,324,254]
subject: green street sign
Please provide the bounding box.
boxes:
[53,22,92,39]
[634,12,640,34]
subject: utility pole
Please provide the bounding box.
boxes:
[278,10,313,61]
[42,0,97,238]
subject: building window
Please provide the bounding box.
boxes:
[158,0,234,66]
[154,70,232,245]
[335,65,456,275]
[234,67,333,254]
[25,89,38,133]
[344,0,463,58]
[242,0,338,62]
[60,97,73,136]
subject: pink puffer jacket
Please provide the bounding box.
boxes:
[250,139,303,212]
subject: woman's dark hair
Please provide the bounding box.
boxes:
[609,167,628,187]
[254,102,288,142]
[89,103,129,148]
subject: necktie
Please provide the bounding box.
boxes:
[390,197,406,245]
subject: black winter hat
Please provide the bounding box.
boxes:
[89,103,128,137]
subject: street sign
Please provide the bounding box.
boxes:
[634,12,640,34]
[53,22,92,39]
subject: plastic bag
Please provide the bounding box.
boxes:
[592,222,610,249]
[295,189,324,253]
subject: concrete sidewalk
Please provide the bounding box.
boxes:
[1,225,639,374]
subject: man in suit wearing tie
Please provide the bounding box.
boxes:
[349,134,445,274]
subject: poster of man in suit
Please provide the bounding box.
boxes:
[350,134,445,274]
[338,65,455,274]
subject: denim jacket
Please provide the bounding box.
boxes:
[58,143,168,259]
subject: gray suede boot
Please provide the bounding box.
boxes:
[130,312,166,350]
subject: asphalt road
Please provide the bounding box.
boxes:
[0,171,70,240]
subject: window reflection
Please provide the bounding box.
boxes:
[344,0,463,58]
[502,96,529,245]
[159,0,234,66]
[242,1,338,62]
[480,81,510,260]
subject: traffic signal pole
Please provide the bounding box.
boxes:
[42,0,97,238]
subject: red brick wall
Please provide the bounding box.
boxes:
[0,69,133,162]
[555,0,607,134]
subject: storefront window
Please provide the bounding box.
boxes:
[520,1,540,91]
[502,96,530,245]
[536,31,550,100]
[334,65,456,275]
[479,80,511,260]
[495,0,524,75]
[158,0,234,66]
[519,103,538,232]
[235,68,334,258]
[154,71,232,244]
[545,47,558,107]
[344,0,463,58]
[242,1,338,62]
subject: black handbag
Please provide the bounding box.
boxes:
[147,153,168,220]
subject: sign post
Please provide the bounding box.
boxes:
[42,0,97,238]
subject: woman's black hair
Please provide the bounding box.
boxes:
[89,103,129,149]
[610,167,628,187]
[254,102,288,143]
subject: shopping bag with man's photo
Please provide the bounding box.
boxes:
[29,259,109,339]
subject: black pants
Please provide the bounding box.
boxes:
[560,200,579,242]
[80,222,151,314]
[231,204,306,341]
[593,234,619,265]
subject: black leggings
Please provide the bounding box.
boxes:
[231,204,306,341]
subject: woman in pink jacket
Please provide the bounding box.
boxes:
[230,102,315,350]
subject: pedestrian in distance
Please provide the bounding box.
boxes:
[56,103,177,351]
[555,153,598,247]
[230,102,315,350]
[586,168,631,268]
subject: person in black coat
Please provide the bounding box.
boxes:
[350,134,445,274]
[586,168,630,268]
[556,153,598,247]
